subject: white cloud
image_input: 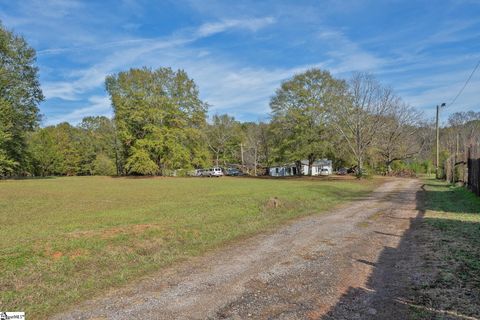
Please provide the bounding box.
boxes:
[317,28,386,74]
[41,16,277,103]
[191,62,325,118]
[10,1,478,125]
[43,95,112,125]
[196,17,275,37]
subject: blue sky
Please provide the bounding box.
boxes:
[1,0,479,125]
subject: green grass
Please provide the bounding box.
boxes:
[424,179,480,285]
[0,176,379,318]
[411,179,480,318]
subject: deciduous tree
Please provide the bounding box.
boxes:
[0,22,43,175]
[270,68,345,175]
[205,114,241,167]
[377,101,423,172]
[328,72,394,176]
[106,67,209,175]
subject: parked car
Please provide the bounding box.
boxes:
[225,168,243,176]
[337,167,348,175]
[203,167,224,177]
[319,168,331,176]
[193,169,205,176]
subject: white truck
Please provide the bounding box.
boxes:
[202,167,224,177]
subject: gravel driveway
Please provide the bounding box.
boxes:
[54,178,422,320]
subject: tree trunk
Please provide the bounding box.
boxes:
[387,154,392,174]
[387,161,392,174]
[357,157,363,178]
[295,160,302,176]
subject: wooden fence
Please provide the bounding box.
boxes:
[444,154,466,184]
[467,145,480,197]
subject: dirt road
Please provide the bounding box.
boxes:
[54,178,423,320]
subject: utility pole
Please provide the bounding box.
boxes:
[254,145,257,176]
[435,103,446,179]
[240,143,244,173]
[455,132,459,183]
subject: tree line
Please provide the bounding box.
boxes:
[1,22,479,178]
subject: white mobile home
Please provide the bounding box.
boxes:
[301,159,333,176]
[269,164,298,177]
[269,159,333,177]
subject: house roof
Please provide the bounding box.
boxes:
[300,159,332,166]
[271,159,332,168]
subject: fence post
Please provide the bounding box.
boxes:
[467,145,480,197]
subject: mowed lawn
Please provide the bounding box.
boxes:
[0,176,379,318]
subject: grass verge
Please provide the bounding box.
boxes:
[410,178,480,319]
[0,176,380,318]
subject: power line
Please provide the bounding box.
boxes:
[448,59,480,107]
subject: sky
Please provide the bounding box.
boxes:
[0,0,479,126]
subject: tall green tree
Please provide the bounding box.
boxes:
[28,124,77,176]
[270,68,345,175]
[27,126,63,176]
[28,118,119,176]
[0,22,43,175]
[78,116,120,175]
[106,67,209,175]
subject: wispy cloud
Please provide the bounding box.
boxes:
[33,14,282,124]
[41,16,277,103]
[317,28,387,74]
[2,0,479,125]
[196,17,275,37]
[43,95,111,125]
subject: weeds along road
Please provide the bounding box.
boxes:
[54,178,422,320]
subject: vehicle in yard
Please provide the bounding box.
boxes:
[337,167,348,175]
[319,167,331,176]
[203,167,224,177]
[225,168,243,176]
[193,169,204,176]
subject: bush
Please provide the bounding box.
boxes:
[93,153,116,176]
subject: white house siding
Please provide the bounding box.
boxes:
[270,159,333,177]
[269,166,297,177]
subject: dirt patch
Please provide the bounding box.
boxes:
[51,251,63,260]
[68,249,89,260]
[67,224,161,239]
[264,197,281,209]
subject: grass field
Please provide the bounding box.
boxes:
[411,179,480,318]
[0,176,380,318]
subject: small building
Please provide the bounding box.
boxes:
[269,159,333,177]
[269,164,298,177]
[301,159,333,176]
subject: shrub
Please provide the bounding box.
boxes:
[93,153,116,176]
